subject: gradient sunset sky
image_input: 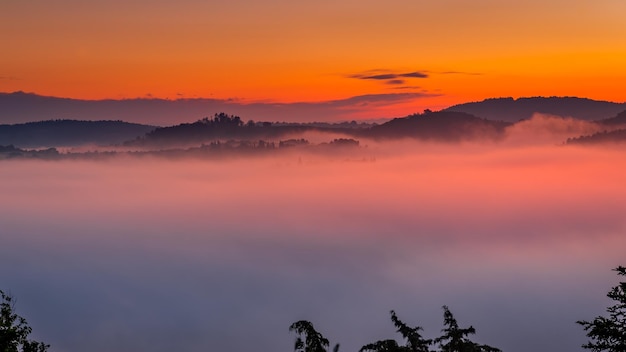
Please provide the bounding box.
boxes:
[2,0,625,118]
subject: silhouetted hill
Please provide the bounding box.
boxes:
[564,110,626,145]
[0,144,60,159]
[132,113,374,147]
[0,91,384,125]
[566,129,626,145]
[0,120,156,148]
[140,111,509,145]
[364,111,510,141]
[134,113,319,147]
[0,91,241,126]
[444,97,626,122]
[596,110,626,126]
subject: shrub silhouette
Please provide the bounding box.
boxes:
[290,320,340,352]
[293,307,500,352]
[578,266,626,352]
[0,290,49,352]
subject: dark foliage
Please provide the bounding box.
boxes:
[0,145,59,160]
[360,339,404,352]
[596,111,626,126]
[289,320,339,352]
[279,139,310,148]
[434,306,501,352]
[578,266,626,352]
[566,129,626,145]
[140,113,316,146]
[360,310,431,352]
[0,290,49,352]
[357,307,499,352]
[329,138,360,147]
[136,110,513,146]
[566,110,626,145]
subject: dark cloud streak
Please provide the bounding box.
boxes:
[0,75,21,80]
[436,71,483,76]
[385,79,406,85]
[399,71,429,78]
[389,86,422,90]
[322,92,436,107]
[359,74,399,80]
[350,70,430,81]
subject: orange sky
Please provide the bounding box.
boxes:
[2,0,625,118]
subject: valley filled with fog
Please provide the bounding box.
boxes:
[1,132,625,352]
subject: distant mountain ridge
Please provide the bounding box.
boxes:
[3,92,626,126]
[4,110,626,152]
[0,91,215,126]
[3,93,626,148]
[0,111,512,149]
[566,129,626,145]
[597,110,626,126]
[565,110,626,145]
[0,91,398,125]
[444,97,626,122]
[0,120,156,148]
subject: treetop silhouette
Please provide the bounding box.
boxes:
[290,320,340,352]
[293,307,500,352]
[0,290,49,352]
[578,266,626,352]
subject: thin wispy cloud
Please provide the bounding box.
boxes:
[349,70,429,82]
[389,86,422,90]
[0,75,21,81]
[348,69,477,87]
[324,92,433,107]
[436,71,483,76]
[348,69,483,86]
[385,79,406,85]
[400,72,429,78]
[357,73,398,80]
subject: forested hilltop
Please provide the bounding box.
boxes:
[3,96,626,157]
[444,96,626,122]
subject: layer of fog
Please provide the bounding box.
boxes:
[56,112,621,155]
[1,140,625,352]
[503,113,608,146]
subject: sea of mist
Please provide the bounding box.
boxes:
[1,135,625,352]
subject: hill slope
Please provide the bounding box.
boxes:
[444,97,626,122]
[364,111,510,141]
[0,120,156,148]
[0,91,229,126]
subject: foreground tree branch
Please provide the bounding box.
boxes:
[578,266,626,352]
[0,290,49,352]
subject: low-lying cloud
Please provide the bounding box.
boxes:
[1,143,625,352]
[503,113,606,145]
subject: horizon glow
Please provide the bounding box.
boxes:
[1,1,626,121]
